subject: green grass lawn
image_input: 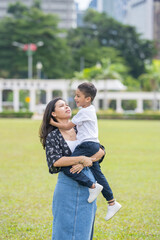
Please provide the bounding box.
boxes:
[0,119,160,240]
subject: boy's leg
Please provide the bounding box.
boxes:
[72,142,100,157]
[61,166,93,188]
[61,164,103,203]
[90,160,122,220]
[62,142,103,203]
[61,142,99,188]
[90,161,114,201]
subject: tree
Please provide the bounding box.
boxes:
[0,2,72,78]
[7,1,28,18]
[74,58,128,81]
[74,58,129,109]
[67,9,156,79]
[139,59,160,110]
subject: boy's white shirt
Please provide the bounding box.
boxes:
[72,105,99,145]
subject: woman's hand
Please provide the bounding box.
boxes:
[70,164,84,174]
[81,156,95,167]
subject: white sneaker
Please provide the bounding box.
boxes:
[88,183,103,203]
[105,201,122,221]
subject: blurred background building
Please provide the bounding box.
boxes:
[86,0,160,57]
[118,0,160,58]
[0,0,77,29]
[1,0,159,45]
[87,0,157,39]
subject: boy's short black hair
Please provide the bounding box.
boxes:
[78,82,97,102]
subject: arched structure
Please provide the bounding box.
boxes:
[0,79,160,113]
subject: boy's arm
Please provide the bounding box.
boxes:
[50,118,75,130]
[91,147,105,162]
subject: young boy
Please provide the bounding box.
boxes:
[51,82,121,220]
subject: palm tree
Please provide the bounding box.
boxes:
[139,60,160,111]
[96,59,128,109]
[73,58,128,109]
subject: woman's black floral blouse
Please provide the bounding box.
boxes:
[45,128,72,174]
[45,128,105,174]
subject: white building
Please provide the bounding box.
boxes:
[89,0,113,14]
[0,79,126,113]
[0,0,77,29]
[0,79,160,113]
[124,0,154,40]
[88,0,128,21]
[89,0,159,42]
[123,0,160,57]
[88,0,160,57]
[114,0,160,44]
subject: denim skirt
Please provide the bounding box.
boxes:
[52,167,97,240]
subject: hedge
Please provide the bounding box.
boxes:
[0,111,33,118]
[96,113,160,120]
[0,110,160,120]
[72,109,160,120]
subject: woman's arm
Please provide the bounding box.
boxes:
[54,148,105,168]
[53,155,94,167]
[45,132,95,174]
[70,147,105,174]
[46,131,105,174]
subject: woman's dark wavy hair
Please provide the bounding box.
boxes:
[39,97,63,149]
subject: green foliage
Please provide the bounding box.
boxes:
[7,1,29,18]
[0,119,160,239]
[2,90,13,101]
[0,2,157,87]
[32,0,42,9]
[139,59,160,91]
[0,111,33,118]
[123,76,140,91]
[68,9,156,79]
[72,109,160,120]
[98,58,129,80]
[122,100,137,110]
[96,111,160,120]
[19,90,30,109]
[74,65,102,80]
[74,58,129,88]
[0,2,72,78]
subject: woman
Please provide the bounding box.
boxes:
[39,97,105,240]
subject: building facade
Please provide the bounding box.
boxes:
[89,0,98,10]
[124,0,160,57]
[1,79,160,113]
[124,0,153,40]
[103,0,115,17]
[88,0,129,20]
[88,0,160,57]
[153,0,160,57]
[0,0,77,29]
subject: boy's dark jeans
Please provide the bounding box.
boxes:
[62,141,114,201]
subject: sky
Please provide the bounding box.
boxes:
[75,0,91,10]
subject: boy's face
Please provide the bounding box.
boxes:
[74,88,91,108]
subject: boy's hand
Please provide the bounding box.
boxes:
[50,118,56,126]
[70,164,84,174]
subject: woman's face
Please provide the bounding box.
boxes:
[52,100,71,120]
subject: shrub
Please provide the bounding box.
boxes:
[0,111,33,118]
[96,110,160,120]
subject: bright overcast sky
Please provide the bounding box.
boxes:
[75,0,91,10]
